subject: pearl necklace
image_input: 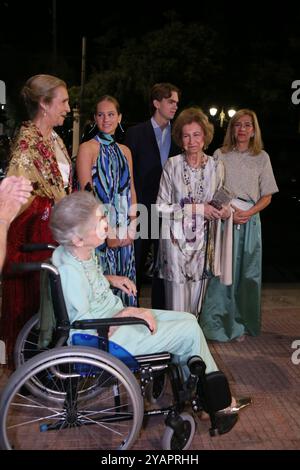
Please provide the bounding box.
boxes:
[68,250,111,302]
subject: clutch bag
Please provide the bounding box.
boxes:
[209,186,235,210]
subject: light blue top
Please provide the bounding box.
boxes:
[151,117,171,167]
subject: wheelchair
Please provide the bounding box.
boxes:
[0,245,238,450]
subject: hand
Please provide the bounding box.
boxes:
[127,217,137,241]
[219,204,231,220]
[106,275,137,296]
[0,176,33,224]
[111,307,157,336]
[203,203,222,221]
[232,206,250,225]
[0,176,32,204]
[106,235,134,248]
[106,223,135,248]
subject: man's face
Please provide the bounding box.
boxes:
[154,91,179,121]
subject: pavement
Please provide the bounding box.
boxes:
[135,283,300,451]
[0,283,300,452]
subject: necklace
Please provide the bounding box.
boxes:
[183,156,207,203]
[68,250,111,302]
[233,146,249,154]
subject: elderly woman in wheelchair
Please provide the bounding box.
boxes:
[0,192,250,450]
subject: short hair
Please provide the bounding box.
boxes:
[222,108,263,155]
[149,83,181,115]
[21,74,67,120]
[94,95,121,115]
[172,107,214,149]
[50,192,100,246]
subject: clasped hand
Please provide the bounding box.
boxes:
[204,203,231,221]
[231,207,250,225]
[106,220,136,248]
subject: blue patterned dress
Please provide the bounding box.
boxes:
[92,132,136,306]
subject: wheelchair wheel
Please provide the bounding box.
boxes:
[161,412,196,450]
[0,347,144,450]
[14,313,43,368]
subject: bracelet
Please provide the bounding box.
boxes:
[0,218,9,228]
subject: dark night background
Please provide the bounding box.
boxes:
[1,0,300,281]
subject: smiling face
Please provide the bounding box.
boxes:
[181,121,205,156]
[43,86,70,127]
[95,99,120,134]
[233,114,254,145]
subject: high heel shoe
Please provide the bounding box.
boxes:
[208,397,252,436]
[230,396,252,412]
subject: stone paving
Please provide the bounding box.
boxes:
[134,284,300,450]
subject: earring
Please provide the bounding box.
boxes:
[43,110,47,117]
[118,121,124,133]
[251,133,255,138]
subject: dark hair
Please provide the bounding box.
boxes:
[172,107,214,149]
[149,83,180,115]
[94,95,121,115]
[21,74,67,120]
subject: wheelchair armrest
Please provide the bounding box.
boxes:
[72,316,152,331]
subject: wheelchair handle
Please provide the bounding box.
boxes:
[11,262,45,273]
[21,243,57,252]
[12,261,60,277]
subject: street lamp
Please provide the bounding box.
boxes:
[209,106,236,127]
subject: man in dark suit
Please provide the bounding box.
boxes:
[124,83,181,309]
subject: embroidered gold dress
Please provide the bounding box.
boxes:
[0,121,72,366]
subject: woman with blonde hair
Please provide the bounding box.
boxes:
[0,74,72,366]
[200,109,278,342]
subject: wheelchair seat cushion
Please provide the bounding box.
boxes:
[71,333,139,371]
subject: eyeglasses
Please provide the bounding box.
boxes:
[234,122,253,129]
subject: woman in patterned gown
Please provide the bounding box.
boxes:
[76,95,137,307]
[156,107,232,318]
[0,74,72,366]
